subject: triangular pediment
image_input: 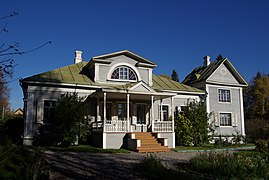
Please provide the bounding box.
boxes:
[91,50,157,68]
[129,81,155,92]
[208,63,239,84]
[207,59,248,86]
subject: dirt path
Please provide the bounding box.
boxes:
[43,151,199,180]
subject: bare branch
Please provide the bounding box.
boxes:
[0,41,52,57]
[0,23,8,34]
[0,12,19,20]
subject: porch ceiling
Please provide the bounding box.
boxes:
[88,89,174,101]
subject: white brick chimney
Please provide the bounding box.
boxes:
[203,55,210,66]
[74,50,83,64]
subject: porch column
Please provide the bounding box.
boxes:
[127,93,130,132]
[151,95,154,132]
[171,96,174,132]
[160,98,163,121]
[103,92,107,124]
[96,96,100,121]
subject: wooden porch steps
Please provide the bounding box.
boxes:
[133,132,170,153]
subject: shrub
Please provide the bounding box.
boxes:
[232,130,246,144]
[0,114,23,144]
[189,152,269,178]
[0,142,49,179]
[255,139,268,153]
[51,92,90,147]
[136,155,177,179]
[175,100,211,146]
[214,135,230,146]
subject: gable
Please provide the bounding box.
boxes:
[92,50,157,67]
[88,51,156,85]
[207,63,239,85]
[129,81,155,92]
[183,58,248,87]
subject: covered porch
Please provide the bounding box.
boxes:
[88,86,176,134]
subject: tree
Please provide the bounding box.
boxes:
[175,100,211,146]
[171,69,179,82]
[216,54,224,61]
[0,71,10,117]
[0,12,51,116]
[244,71,269,119]
[52,93,90,146]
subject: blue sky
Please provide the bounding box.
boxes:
[2,0,269,110]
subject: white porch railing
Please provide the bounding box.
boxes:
[91,120,127,132]
[91,121,103,132]
[92,120,173,132]
[104,120,127,132]
[153,121,173,132]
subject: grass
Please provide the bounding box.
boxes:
[173,143,255,151]
[188,150,269,178]
[136,155,216,179]
[0,144,49,179]
[31,145,130,154]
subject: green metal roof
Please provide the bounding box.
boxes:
[152,74,203,93]
[22,62,203,93]
[22,62,94,85]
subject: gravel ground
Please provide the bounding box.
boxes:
[43,151,200,180]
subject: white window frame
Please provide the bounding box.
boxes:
[107,63,141,82]
[218,88,232,103]
[214,112,238,127]
[42,99,57,125]
[219,112,232,126]
[159,104,170,121]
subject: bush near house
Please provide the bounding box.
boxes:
[49,92,91,147]
[0,142,49,179]
[175,100,211,146]
[0,115,49,179]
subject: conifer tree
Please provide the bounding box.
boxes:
[171,69,179,82]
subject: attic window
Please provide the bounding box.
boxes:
[111,66,137,81]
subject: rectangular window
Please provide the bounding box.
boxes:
[43,100,56,124]
[180,106,188,115]
[218,89,231,102]
[220,113,232,126]
[160,105,169,121]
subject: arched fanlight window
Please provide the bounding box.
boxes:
[111,66,137,81]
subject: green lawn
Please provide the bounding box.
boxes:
[173,143,255,151]
[31,145,130,154]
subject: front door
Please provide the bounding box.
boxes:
[137,104,146,124]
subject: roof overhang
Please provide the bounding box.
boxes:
[159,89,205,95]
[91,50,157,67]
[89,88,176,100]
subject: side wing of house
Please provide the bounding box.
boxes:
[206,59,248,137]
[183,57,248,138]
